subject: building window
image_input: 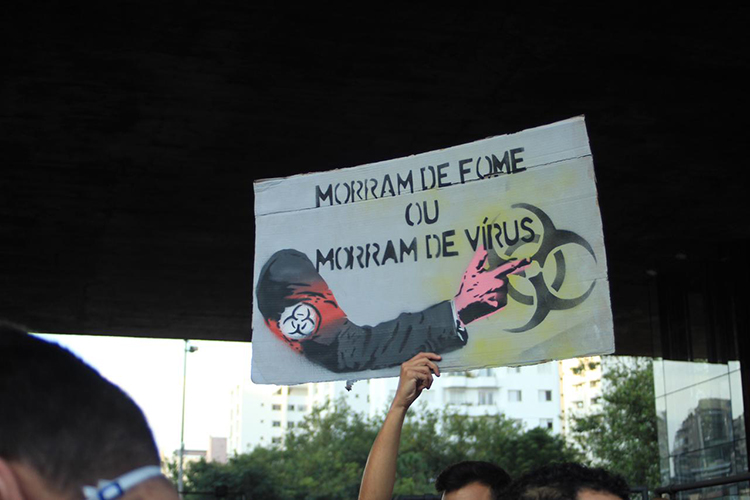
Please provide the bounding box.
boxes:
[508,390,522,402]
[274,388,282,395]
[540,419,554,430]
[288,404,294,411]
[298,405,307,412]
[288,421,295,428]
[539,390,552,402]
[272,404,281,411]
[509,367,521,374]
[591,397,601,405]
[447,389,467,405]
[478,390,495,405]
[575,401,584,409]
[537,363,552,373]
[590,380,600,388]
[272,421,281,427]
[271,437,281,444]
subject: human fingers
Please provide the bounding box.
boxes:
[396,365,427,394]
[409,352,442,363]
[415,369,434,390]
[423,358,441,378]
[407,364,435,380]
[406,366,434,391]
[406,352,442,375]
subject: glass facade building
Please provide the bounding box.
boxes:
[654,360,748,498]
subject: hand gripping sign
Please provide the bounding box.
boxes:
[252,117,613,385]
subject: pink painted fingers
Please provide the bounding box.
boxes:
[454,246,530,326]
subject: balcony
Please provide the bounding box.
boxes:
[442,373,499,389]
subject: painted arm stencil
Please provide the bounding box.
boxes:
[255,247,527,373]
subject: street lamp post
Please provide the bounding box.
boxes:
[178,339,198,499]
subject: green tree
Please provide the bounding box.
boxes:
[394,409,445,495]
[177,447,286,500]
[278,400,380,500]
[392,408,580,496]
[505,427,583,476]
[571,357,660,489]
[177,396,581,499]
[440,412,581,478]
[171,400,378,500]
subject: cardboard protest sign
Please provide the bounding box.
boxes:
[252,116,613,385]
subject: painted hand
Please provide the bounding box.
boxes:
[391,352,441,411]
[454,246,529,326]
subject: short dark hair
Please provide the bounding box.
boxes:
[0,321,160,497]
[504,462,630,500]
[435,461,512,499]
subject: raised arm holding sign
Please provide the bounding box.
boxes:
[358,352,512,500]
[358,352,442,500]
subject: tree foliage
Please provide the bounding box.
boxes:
[176,399,580,500]
[279,401,379,499]
[571,357,660,490]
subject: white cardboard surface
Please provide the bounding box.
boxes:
[252,117,613,385]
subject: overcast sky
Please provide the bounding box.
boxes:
[35,333,252,458]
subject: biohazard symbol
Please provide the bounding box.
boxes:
[279,302,320,339]
[488,203,597,333]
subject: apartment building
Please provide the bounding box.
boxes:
[228,377,370,454]
[559,356,603,437]
[230,359,569,454]
[368,361,561,432]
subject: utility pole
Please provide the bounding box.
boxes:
[178,339,198,499]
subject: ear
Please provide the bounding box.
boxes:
[0,459,24,500]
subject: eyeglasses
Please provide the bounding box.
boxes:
[82,465,164,500]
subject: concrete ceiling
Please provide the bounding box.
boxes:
[2,4,747,356]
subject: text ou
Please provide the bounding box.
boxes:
[405,200,439,226]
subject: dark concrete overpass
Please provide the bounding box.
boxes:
[2,4,747,365]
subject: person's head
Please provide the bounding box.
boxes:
[0,321,178,500]
[504,462,630,500]
[435,461,511,500]
[255,249,347,350]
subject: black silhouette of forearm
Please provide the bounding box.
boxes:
[302,301,465,373]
